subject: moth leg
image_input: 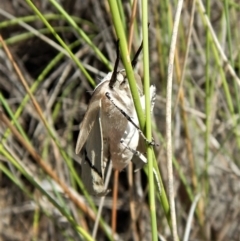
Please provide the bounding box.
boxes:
[121,138,161,192]
[105,92,156,146]
[120,138,147,163]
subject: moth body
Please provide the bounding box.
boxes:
[82,70,140,171]
[75,41,155,195]
[75,70,143,195]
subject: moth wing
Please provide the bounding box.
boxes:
[139,85,156,112]
[81,107,107,196]
[75,98,101,154]
[150,85,156,112]
[132,85,156,170]
[131,135,146,171]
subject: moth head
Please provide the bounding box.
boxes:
[112,69,128,91]
[108,40,143,93]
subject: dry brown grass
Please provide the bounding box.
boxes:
[0,0,240,240]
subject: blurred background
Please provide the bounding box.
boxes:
[0,0,240,240]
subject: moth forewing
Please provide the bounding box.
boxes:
[75,92,102,154]
[81,107,108,195]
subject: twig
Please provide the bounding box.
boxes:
[0,34,97,220]
[92,162,113,239]
[0,9,68,55]
[128,163,139,241]
[0,110,96,220]
[196,0,240,86]
[128,0,138,53]
[183,193,202,241]
[111,170,119,235]
[174,0,196,114]
[166,0,184,240]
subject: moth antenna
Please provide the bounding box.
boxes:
[109,39,120,89]
[131,41,143,68]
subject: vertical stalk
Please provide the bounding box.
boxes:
[204,0,211,217]
[142,1,158,240]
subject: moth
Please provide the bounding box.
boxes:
[75,41,156,196]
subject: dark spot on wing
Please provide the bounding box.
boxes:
[84,149,103,178]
